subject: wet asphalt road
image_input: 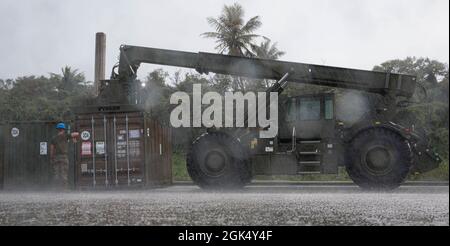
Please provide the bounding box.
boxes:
[0,185,448,226]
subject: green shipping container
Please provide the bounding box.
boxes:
[0,121,75,189]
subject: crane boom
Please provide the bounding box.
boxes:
[112,45,417,102]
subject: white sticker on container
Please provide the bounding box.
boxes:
[40,142,48,155]
[11,127,19,138]
[81,131,91,141]
[129,129,140,139]
[81,163,88,173]
[96,141,105,155]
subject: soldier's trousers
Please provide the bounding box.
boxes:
[52,155,69,188]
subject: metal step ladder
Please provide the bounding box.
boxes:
[297,140,322,174]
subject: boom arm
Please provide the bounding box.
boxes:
[110,45,417,103]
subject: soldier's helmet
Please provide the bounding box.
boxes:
[56,122,66,130]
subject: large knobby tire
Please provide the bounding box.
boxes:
[187,132,252,189]
[346,128,412,190]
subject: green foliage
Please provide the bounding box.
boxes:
[172,151,191,181]
[0,66,95,122]
[373,58,449,161]
[409,159,449,181]
[138,68,172,124]
[373,57,448,87]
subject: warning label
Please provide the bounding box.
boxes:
[81,141,92,156]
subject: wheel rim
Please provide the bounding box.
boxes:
[201,150,227,177]
[363,145,393,176]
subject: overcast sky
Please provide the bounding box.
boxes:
[0,0,448,81]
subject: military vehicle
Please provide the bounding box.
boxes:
[92,45,441,190]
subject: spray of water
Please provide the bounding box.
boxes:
[335,90,370,127]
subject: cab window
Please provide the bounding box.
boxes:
[286,98,296,121]
[324,97,334,120]
[298,98,321,121]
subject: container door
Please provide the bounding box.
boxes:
[111,113,145,186]
[75,113,144,188]
[76,115,109,187]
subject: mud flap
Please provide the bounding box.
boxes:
[411,141,442,173]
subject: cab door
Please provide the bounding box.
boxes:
[294,95,335,139]
[279,94,336,139]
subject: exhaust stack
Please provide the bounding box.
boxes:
[94,32,106,95]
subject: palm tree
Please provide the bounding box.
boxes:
[51,66,85,91]
[202,3,263,91]
[247,40,286,88]
[250,40,285,60]
[201,3,262,57]
[61,66,85,88]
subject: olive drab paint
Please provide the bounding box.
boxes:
[170,84,279,138]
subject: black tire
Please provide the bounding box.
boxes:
[186,132,252,189]
[346,128,412,190]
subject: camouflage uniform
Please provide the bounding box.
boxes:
[53,155,69,187]
[51,133,70,188]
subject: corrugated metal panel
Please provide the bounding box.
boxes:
[144,118,172,186]
[74,111,172,188]
[1,122,57,189]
